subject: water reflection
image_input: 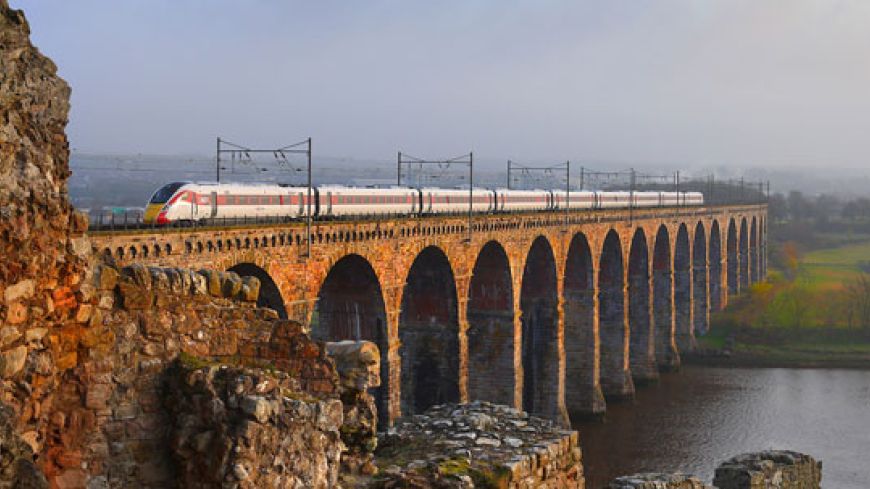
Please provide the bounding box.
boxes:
[573,366,870,488]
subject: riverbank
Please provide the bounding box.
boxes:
[684,346,870,369]
[690,323,870,369]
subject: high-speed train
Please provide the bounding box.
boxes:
[143,181,704,225]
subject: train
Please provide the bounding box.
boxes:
[143,181,704,225]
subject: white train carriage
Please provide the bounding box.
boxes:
[683,192,704,206]
[144,182,310,224]
[421,188,496,214]
[317,186,419,217]
[595,191,632,209]
[550,190,597,210]
[495,189,552,212]
[632,191,663,208]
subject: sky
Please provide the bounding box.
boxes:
[14,1,870,170]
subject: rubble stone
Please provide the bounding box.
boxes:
[374,402,584,488]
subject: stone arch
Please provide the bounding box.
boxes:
[750,217,759,284]
[520,236,563,421]
[693,222,708,340]
[709,220,723,312]
[467,240,515,406]
[312,254,389,422]
[226,263,288,319]
[399,246,460,416]
[599,230,633,400]
[739,217,749,290]
[727,218,738,296]
[628,228,657,383]
[564,232,603,417]
[653,225,678,371]
[674,224,693,352]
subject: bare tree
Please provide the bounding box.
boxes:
[846,273,870,330]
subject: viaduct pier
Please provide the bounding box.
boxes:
[91,203,767,426]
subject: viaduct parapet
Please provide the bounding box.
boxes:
[92,204,767,426]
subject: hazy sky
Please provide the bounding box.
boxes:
[16,1,870,169]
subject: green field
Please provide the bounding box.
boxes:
[698,237,870,367]
[800,240,870,290]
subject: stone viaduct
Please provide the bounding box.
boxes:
[90,204,767,426]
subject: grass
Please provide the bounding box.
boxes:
[696,235,870,367]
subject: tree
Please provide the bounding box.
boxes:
[787,191,810,221]
[843,201,860,221]
[812,194,840,223]
[768,193,788,222]
[845,273,870,330]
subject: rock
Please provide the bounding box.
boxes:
[19,431,40,454]
[96,265,119,290]
[118,281,153,309]
[475,437,501,447]
[505,437,523,448]
[0,326,21,347]
[4,279,35,304]
[199,270,222,297]
[190,271,208,295]
[69,236,91,259]
[24,327,47,343]
[6,301,28,324]
[241,396,273,423]
[164,268,184,294]
[97,293,114,309]
[122,263,152,288]
[221,272,242,298]
[75,304,92,323]
[149,267,170,291]
[1,345,27,378]
[325,340,381,390]
[232,463,249,481]
[240,276,260,302]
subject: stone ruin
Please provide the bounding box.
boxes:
[607,451,822,489]
[373,402,584,488]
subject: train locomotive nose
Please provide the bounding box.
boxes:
[144,203,164,224]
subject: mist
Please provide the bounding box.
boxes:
[17,1,870,172]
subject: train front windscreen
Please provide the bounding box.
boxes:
[144,182,186,224]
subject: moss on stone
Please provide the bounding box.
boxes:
[177,351,214,369]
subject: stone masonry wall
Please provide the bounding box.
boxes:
[606,451,821,489]
[607,473,711,489]
[42,262,341,488]
[165,363,344,488]
[713,451,821,489]
[374,402,583,488]
[0,1,84,485]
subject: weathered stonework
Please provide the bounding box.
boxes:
[606,451,821,489]
[1,1,83,485]
[327,341,381,476]
[607,473,711,489]
[37,262,344,487]
[713,451,821,489]
[165,363,344,488]
[374,402,583,488]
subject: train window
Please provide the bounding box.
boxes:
[149,182,185,204]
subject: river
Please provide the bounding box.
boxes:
[574,366,870,488]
